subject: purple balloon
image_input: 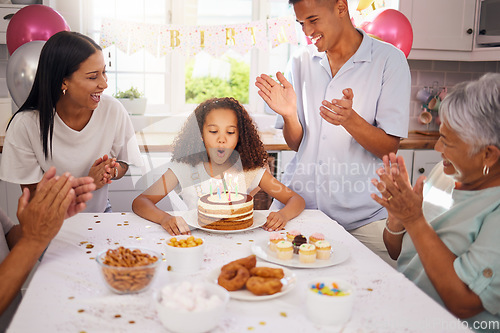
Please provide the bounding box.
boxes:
[6,5,70,55]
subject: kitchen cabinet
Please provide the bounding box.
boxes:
[108,152,188,212]
[399,0,476,52]
[0,154,21,224]
[399,0,500,61]
[411,150,442,185]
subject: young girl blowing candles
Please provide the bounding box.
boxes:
[132,97,305,235]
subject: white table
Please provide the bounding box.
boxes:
[8,210,471,332]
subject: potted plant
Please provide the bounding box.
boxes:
[114,87,147,115]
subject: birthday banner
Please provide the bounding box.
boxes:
[100,16,297,57]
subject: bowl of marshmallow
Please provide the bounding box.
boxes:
[155,281,229,333]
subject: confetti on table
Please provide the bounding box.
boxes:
[78,309,85,313]
[367,288,373,291]
[280,312,287,317]
[236,243,242,245]
[121,213,126,215]
[114,314,121,318]
[86,251,91,254]
[247,327,255,331]
[89,257,95,260]
[129,321,135,324]
[79,241,88,245]
[86,244,94,249]
[167,265,172,271]
[249,240,254,242]
[117,224,122,226]
[88,228,93,230]
[259,321,266,325]
[94,215,98,217]
[95,221,101,224]
[68,296,75,300]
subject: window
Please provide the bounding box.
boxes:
[84,0,301,115]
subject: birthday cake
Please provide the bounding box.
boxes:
[198,193,254,230]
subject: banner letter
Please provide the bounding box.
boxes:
[226,27,236,46]
[170,30,180,48]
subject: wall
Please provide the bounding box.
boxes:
[408,60,500,132]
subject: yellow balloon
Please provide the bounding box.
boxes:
[357,0,375,11]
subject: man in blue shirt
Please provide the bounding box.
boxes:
[256,0,410,265]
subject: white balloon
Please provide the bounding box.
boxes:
[7,40,45,108]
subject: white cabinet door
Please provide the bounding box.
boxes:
[397,149,414,184]
[399,0,476,51]
[412,150,442,185]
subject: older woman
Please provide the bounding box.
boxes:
[372,73,500,332]
[0,31,142,212]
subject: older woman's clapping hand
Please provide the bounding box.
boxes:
[371,153,426,229]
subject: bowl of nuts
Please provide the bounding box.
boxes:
[96,247,161,294]
[165,235,205,274]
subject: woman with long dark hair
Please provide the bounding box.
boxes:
[0,31,142,212]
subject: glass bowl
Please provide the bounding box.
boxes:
[96,247,161,294]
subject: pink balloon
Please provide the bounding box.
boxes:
[360,9,413,58]
[6,5,70,55]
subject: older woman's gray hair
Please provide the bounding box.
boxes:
[439,73,500,155]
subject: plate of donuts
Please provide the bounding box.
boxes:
[183,210,267,234]
[207,262,297,301]
[251,239,350,268]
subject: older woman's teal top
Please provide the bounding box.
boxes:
[398,164,500,333]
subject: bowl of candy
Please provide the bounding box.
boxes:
[96,247,161,294]
[164,235,205,273]
[155,281,229,333]
[305,278,354,326]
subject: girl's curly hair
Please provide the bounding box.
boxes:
[171,97,268,170]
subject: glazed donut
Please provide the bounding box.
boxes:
[250,267,284,279]
[222,255,256,271]
[218,263,250,291]
[245,277,283,296]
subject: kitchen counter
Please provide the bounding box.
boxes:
[135,131,439,152]
[0,131,439,153]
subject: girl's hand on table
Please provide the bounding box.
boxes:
[160,215,191,236]
[263,211,287,232]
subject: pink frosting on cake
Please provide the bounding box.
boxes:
[310,232,325,240]
[269,232,284,241]
[287,230,301,237]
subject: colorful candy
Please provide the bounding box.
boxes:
[310,282,350,296]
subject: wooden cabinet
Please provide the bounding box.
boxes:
[399,0,476,52]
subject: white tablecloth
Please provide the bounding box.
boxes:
[8,210,471,332]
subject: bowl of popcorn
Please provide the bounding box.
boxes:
[305,278,354,326]
[164,235,205,274]
[155,281,229,333]
[96,247,161,294]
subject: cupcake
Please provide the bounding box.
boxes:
[286,230,301,242]
[309,232,325,245]
[299,244,316,263]
[315,240,332,260]
[269,232,285,252]
[292,235,307,254]
[276,240,293,260]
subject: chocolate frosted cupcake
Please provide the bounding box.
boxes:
[292,235,307,254]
